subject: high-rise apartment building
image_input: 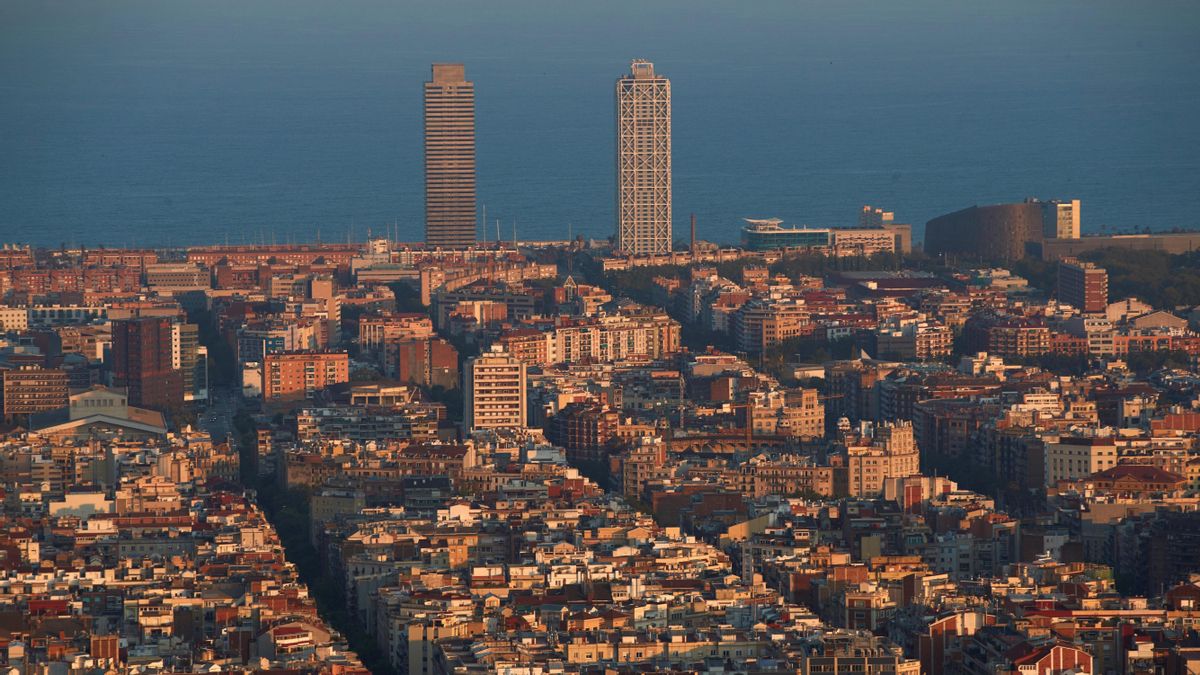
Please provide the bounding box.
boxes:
[424,63,477,248]
[616,60,672,255]
[1058,258,1108,313]
[111,317,184,411]
[465,345,526,432]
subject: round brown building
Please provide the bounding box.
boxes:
[924,203,1044,261]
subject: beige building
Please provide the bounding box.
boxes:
[616,59,672,255]
[831,227,898,257]
[424,63,477,248]
[844,421,921,497]
[783,387,825,439]
[465,345,527,432]
[1043,435,1117,487]
[747,387,824,439]
[144,263,210,291]
[0,307,28,331]
[1041,198,1081,239]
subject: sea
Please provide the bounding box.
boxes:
[1,0,1198,249]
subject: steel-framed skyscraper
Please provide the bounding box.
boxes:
[616,60,672,255]
[424,63,477,248]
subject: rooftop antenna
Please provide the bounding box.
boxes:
[481,204,487,245]
[513,217,517,247]
[495,219,501,245]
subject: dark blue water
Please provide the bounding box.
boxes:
[2,1,1198,248]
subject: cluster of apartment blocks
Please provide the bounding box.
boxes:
[258,314,1200,673]
[647,252,1200,370]
[0,239,675,424]
[272,425,930,675]
[651,264,956,357]
[256,397,1200,675]
[5,212,1200,674]
[822,355,1200,489]
[0,310,209,422]
[0,411,367,673]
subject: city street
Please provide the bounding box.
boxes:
[197,385,240,444]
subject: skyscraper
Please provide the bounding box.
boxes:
[424,63,477,248]
[616,60,672,255]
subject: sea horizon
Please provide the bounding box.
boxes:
[3,0,1198,249]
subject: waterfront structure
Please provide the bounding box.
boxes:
[187,243,360,267]
[925,201,1045,261]
[465,345,526,432]
[1038,230,1200,261]
[1058,258,1108,313]
[111,317,183,411]
[742,219,828,251]
[860,205,913,253]
[1040,199,1081,240]
[926,198,1081,261]
[616,60,672,255]
[424,63,477,248]
[741,218,896,256]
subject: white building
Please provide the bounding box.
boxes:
[1043,435,1118,487]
